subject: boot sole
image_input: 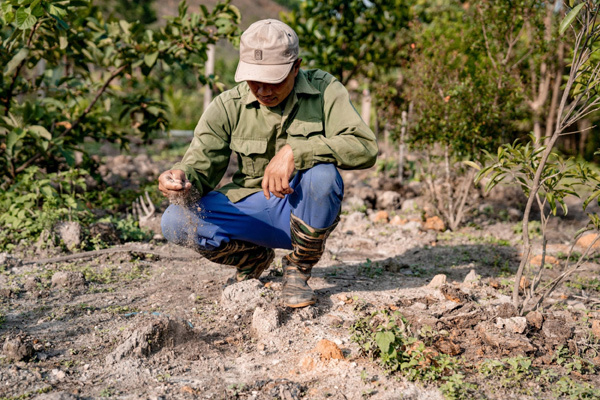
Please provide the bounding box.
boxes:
[284,299,316,308]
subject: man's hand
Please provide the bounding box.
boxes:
[158,169,192,199]
[262,144,296,199]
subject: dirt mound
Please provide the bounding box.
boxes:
[106,316,195,364]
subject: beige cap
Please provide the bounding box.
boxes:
[234,19,299,84]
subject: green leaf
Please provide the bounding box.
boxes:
[583,189,600,210]
[59,35,68,50]
[144,51,159,68]
[375,331,395,353]
[28,125,52,140]
[16,7,37,30]
[4,48,29,76]
[560,3,585,35]
[462,160,480,170]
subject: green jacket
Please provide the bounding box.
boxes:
[172,69,378,203]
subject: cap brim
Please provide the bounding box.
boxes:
[234,60,294,84]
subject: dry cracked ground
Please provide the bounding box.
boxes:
[1,149,600,400]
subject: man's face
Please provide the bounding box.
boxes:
[247,59,301,107]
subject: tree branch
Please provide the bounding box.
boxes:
[15,64,129,175]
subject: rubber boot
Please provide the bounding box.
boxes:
[283,214,339,308]
[198,240,274,284]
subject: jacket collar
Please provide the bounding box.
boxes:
[241,69,320,106]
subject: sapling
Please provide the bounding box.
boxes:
[476,1,600,312]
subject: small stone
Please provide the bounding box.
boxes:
[530,255,559,267]
[519,276,530,291]
[314,339,344,361]
[496,317,527,334]
[299,355,317,372]
[51,271,86,288]
[24,276,41,292]
[497,303,518,318]
[427,274,447,288]
[323,314,344,327]
[55,221,82,250]
[591,320,600,338]
[3,335,33,362]
[376,190,402,209]
[389,215,406,225]
[252,306,281,337]
[188,293,197,302]
[372,210,389,223]
[51,368,66,381]
[423,216,445,231]
[576,233,600,249]
[542,318,572,342]
[463,270,480,284]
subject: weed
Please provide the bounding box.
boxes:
[99,387,113,397]
[439,373,478,400]
[358,259,383,278]
[566,276,600,292]
[350,310,459,383]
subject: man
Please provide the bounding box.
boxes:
[159,19,377,308]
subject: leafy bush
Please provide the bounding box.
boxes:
[0,0,240,185]
[0,166,92,251]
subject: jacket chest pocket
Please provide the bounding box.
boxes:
[286,120,324,138]
[230,138,269,177]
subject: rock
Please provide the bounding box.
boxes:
[299,355,318,372]
[496,317,527,334]
[323,314,344,327]
[576,233,600,249]
[33,392,79,400]
[401,198,420,212]
[427,274,447,288]
[88,222,120,245]
[24,276,41,292]
[55,221,82,250]
[530,255,559,267]
[221,279,267,312]
[434,338,461,356]
[371,210,389,223]
[341,212,369,233]
[440,285,469,303]
[399,220,422,231]
[496,303,518,318]
[0,252,22,270]
[314,339,344,361]
[106,317,193,364]
[389,215,406,225]
[519,276,530,291]
[526,311,543,330]
[542,318,572,343]
[252,306,281,337]
[51,369,67,381]
[423,216,445,231]
[354,185,377,208]
[376,190,402,210]
[507,207,523,220]
[463,270,480,284]
[477,322,534,354]
[51,271,86,288]
[591,320,600,338]
[3,335,34,362]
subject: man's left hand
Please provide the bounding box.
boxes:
[262,144,295,199]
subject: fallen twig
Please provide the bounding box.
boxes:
[22,246,198,265]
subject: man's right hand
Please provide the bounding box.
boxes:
[158,169,192,199]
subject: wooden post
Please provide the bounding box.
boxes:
[203,44,215,112]
[361,88,371,128]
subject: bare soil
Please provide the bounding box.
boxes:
[1,149,600,400]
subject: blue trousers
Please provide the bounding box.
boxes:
[161,164,344,251]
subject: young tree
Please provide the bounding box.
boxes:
[282,0,412,85]
[0,0,240,184]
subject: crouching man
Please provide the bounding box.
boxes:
[158,19,377,308]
